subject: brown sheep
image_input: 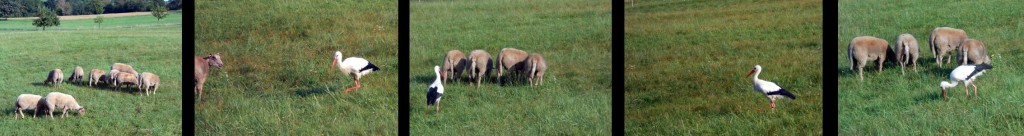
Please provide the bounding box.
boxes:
[138,72,160,96]
[467,50,493,88]
[69,66,85,85]
[196,53,224,101]
[930,27,968,67]
[106,69,120,88]
[113,72,140,92]
[44,69,64,87]
[441,50,467,84]
[89,69,104,87]
[957,39,991,65]
[111,63,138,75]
[498,48,529,84]
[895,34,920,75]
[848,36,894,81]
[526,53,548,87]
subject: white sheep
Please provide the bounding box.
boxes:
[44,69,64,87]
[114,72,140,92]
[930,27,968,67]
[848,36,893,81]
[497,48,529,84]
[138,72,160,96]
[895,34,920,75]
[89,69,105,87]
[526,53,548,87]
[467,50,493,88]
[14,94,43,119]
[37,92,85,119]
[69,66,85,85]
[441,50,467,84]
[111,63,138,75]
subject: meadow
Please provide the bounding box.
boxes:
[625,0,823,135]
[0,14,182,134]
[409,0,612,135]
[194,0,398,135]
[0,11,182,30]
[837,0,1024,134]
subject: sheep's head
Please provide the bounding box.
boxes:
[205,53,224,68]
[78,107,86,116]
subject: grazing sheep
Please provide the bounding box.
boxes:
[89,69,104,87]
[467,50,493,88]
[138,72,160,96]
[930,27,968,67]
[69,66,85,85]
[497,48,529,84]
[441,50,467,84]
[110,63,138,75]
[14,94,43,119]
[106,69,120,88]
[848,36,894,81]
[37,92,85,119]
[44,69,64,87]
[895,34,920,75]
[526,53,548,87]
[196,53,224,101]
[113,72,140,92]
[957,39,991,65]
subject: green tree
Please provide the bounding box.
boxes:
[33,7,60,30]
[93,0,104,28]
[150,4,167,24]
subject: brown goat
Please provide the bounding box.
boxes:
[957,39,991,65]
[848,36,894,81]
[930,27,968,67]
[195,53,224,101]
[895,34,920,75]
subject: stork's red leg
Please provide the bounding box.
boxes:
[344,79,361,93]
[964,83,970,97]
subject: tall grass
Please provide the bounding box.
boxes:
[837,0,1024,134]
[625,0,823,135]
[0,16,182,134]
[409,0,611,135]
[194,0,397,135]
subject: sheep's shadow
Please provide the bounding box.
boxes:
[295,86,333,97]
[412,75,435,85]
[31,82,53,87]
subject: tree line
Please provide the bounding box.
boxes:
[0,0,181,19]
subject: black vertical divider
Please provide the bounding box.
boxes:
[398,0,410,135]
[183,0,196,134]
[612,0,624,135]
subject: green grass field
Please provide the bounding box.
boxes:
[194,0,397,135]
[625,0,823,135]
[0,12,182,30]
[837,0,1024,134]
[0,15,182,134]
[409,0,611,135]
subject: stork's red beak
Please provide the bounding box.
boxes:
[331,58,337,72]
[746,69,755,77]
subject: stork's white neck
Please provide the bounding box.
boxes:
[940,81,958,88]
[752,69,761,81]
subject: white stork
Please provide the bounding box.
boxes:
[747,65,797,110]
[331,51,380,93]
[427,65,444,113]
[940,64,992,99]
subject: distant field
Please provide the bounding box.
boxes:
[0,12,182,30]
[409,0,611,135]
[625,0,823,135]
[194,0,397,135]
[837,0,1024,135]
[0,18,182,134]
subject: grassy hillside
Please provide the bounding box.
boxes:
[625,0,823,135]
[0,12,183,30]
[409,0,611,135]
[0,23,182,134]
[194,0,398,135]
[837,0,1024,135]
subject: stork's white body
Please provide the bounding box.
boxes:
[427,66,444,113]
[747,65,796,111]
[940,64,992,99]
[332,51,380,93]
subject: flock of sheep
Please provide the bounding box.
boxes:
[440,48,548,87]
[847,27,992,80]
[14,63,162,119]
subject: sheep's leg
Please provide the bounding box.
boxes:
[15,109,20,119]
[197,79,205,101]
[912,53,918,72]
[62,108,68,118]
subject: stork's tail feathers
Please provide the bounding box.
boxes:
[361,62,381,72]
[768,89,797,99]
